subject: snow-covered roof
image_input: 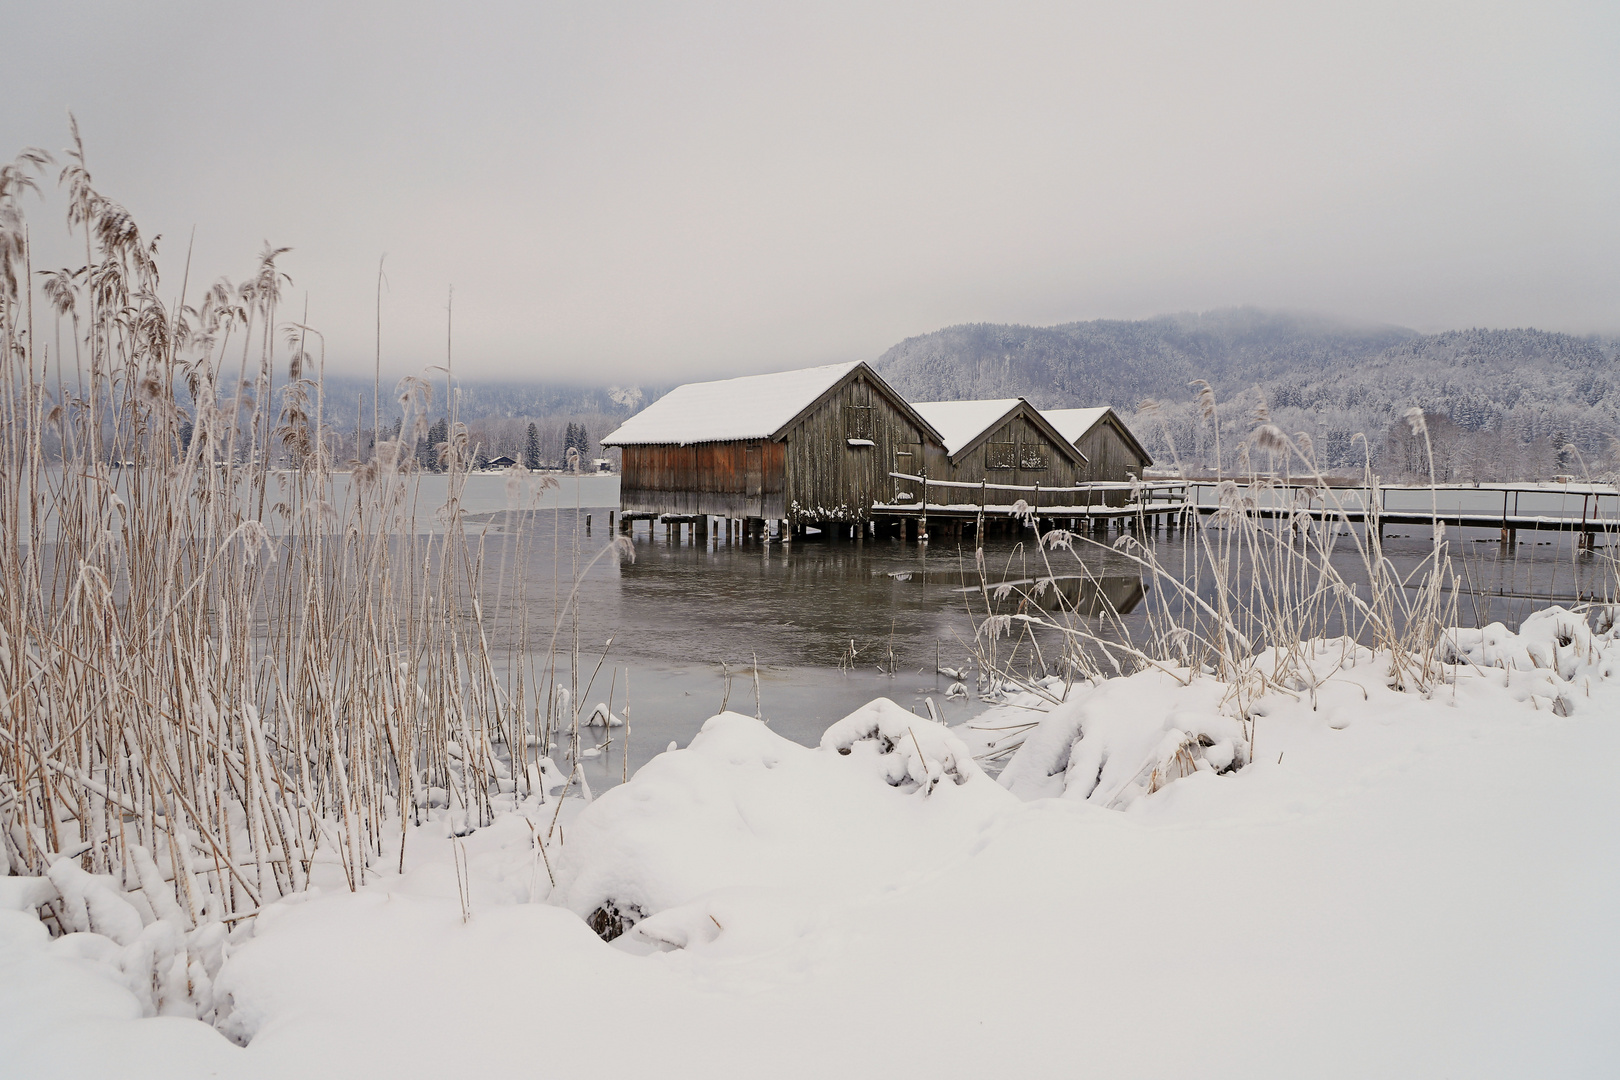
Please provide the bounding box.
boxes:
[601,362,863,446]
[909,399,1023,456]
[1042,407,1113,445]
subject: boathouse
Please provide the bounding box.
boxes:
[907,398,1092,489]
[600,361,944,532]
[1041,407,1153,483]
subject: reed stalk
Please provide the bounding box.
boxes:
[0,135,624,933]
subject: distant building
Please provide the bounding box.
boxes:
[486,455,518,469]
[600,361,944,528]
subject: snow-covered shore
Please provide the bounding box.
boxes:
[4,607,1617,1078]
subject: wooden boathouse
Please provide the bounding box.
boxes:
[869,399,1175,542]
[601,361,945,540]
[907,399,1092,489]
[1042,407,1153,484]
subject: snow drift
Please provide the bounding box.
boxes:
[4,607,1620,1078]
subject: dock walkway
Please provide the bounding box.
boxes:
[878,473,1620,546]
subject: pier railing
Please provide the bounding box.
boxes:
[1179,479,1620,524]
[877,472,1189,518]
[875,473,1620,542]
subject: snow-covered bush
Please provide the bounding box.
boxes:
[1442,606,1619,714]
[8,867,235,1023]
[994,670,1250,806]
[819,697,981,794]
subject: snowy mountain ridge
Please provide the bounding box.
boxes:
[872,309,1620,479]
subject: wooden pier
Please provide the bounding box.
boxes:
[619,476,1620,549]
[1183,481,1620,547]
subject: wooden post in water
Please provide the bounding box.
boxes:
[919,468,929,543]
[976,479,986,549]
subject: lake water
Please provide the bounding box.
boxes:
[29,469,1614,790]
[445,475,1618,791]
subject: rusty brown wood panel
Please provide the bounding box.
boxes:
[620,441,786,518]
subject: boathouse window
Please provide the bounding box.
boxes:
[845,404,874,442]
[1018,444,1049,470]
[986,442,1017,469]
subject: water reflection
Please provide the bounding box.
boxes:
[957,573,1148,619]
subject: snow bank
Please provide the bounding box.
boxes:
[1445,606,1616,713]
[990,606,1620,808]
[553,705,1012,944]
[818,695,982,793]
[11,863,237,1024]
[994,669,1248,805]
[5,607,1620,1078]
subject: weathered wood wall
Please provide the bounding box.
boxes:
[616,379,1151,522]
[925,408,1085,493]
[1076,417,1150,483]
[620,440,785,518]
[782,371,934,523]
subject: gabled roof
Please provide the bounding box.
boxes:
[908,399,1022,456]
[1042,407,1112,445]
[600,361,943,448]
[1042,406,1153,466]
[910,398,1088,466]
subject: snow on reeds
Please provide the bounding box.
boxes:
[0,131,619,969]
[962,393,1618,766]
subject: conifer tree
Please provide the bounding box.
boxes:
[424,416,449,472]
[524,422,541,470]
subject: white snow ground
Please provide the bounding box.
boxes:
[3,607,1618,1078]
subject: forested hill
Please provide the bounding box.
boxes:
[870,308,1418,407]
[872,309,1620,480]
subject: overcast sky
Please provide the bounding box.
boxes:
[5,1,1618,382]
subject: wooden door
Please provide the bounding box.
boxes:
[893,443,918,504]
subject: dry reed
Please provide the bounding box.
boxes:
[0,131,621,938]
